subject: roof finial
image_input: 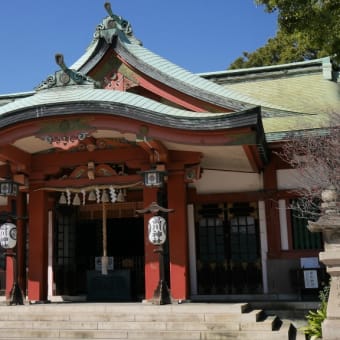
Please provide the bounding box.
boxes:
[54,53,91,85]
[104,2,114,17]
[55,53,67,72]
[34,54,101,91]
[103,2,132,35]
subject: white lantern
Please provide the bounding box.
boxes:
[148,216,167,245]
[0,222,17,249]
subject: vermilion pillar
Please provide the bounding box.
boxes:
[27,190,48,301]
[263,159,281,258]
[143,186,159,300]
[167,170,189,300]
[5,198,15,300]
[5,249,14,300]
[16,192,27,296]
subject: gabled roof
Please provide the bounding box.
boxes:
[69,6,288,115]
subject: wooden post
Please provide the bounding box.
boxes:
[102,202,108,275]
[167,170,189,301]
[27,190,48,302]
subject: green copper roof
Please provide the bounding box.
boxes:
[67,8,289,114]
[0,85,261,132]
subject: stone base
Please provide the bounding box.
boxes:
[322,319,340,339]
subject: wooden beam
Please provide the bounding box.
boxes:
[32,174,143,190]
[168,150,202,164]
[0,145,31,173]
[31,147,148,173]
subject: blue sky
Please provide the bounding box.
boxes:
[0,1,277,94]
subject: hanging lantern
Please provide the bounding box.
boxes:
[148,216,167,245]
[0,162,20,197]
[139,169,167,188]
[0,179,19,197]
[0,222,17,249]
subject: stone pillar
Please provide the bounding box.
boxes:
[308,187,340,340]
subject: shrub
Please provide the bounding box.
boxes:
[302,284,330,339]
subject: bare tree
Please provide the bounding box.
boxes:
[277,113,340,217]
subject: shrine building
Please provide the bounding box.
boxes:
[0,3,338,303]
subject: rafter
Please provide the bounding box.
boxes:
[242,145,264,173]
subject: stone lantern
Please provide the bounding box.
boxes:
[308,186,340,340]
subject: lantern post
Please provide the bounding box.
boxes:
[0,162,24,305]
[136,202,174,305]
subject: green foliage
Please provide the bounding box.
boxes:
[229,0,340,68]
[302,284,330,339]
[255,0,340,63]
[228,30,324,69]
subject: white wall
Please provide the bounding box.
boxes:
[277,169,304,190]
[192,169,263,194]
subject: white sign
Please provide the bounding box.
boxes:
[304,270,319,289]
[0,223,17,249]
[148,216,167,245]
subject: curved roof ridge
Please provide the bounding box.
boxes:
[0,86,241,118]
[0,86,262,132]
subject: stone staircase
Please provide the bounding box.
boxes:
[0,302,304,339]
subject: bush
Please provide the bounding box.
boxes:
[302,284,330,339]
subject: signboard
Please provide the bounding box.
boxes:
[304,270,319,289]
[95,257,114,271]
[0,223,17,249]
[300,257,320,269]
[148,216,167,245]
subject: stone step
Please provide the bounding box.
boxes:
[0,310,264,323]
[0,302,297,339]
[1,302,250,313]
[0,328,293,340]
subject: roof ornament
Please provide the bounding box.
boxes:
[35,54,101,91]
[104,2,132,35]
[93,2,141,45]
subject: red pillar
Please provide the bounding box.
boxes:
[263,159,281,258]
[27,190,48,302]
[5,249,14,300]
[16,192,27,296]
[4,198,15,300]
[167,170,189,300]
[143,187,159,300]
